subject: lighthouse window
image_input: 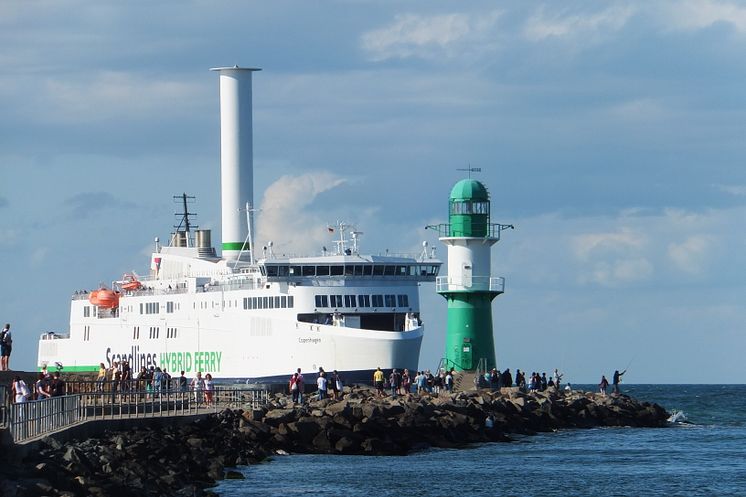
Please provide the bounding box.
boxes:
[344,295,357,308]
[303,266,315,276]
[385,294,396,307]
[398,294,409,307]
[330,265,344,276]
[372,294,383,307]
[316,265,330,276]
[358,295,370,307]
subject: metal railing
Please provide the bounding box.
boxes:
[6,385,269,444]
[0,385,8,428]
[435,276,505,293]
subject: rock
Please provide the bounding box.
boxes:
[225,470,245,480]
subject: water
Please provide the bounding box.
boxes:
[216,385,746,497]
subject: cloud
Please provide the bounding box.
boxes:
[523,5,635,42]
[668,235,712,274]
[0,196,7,208]
[255,172,347,255]
[361,11,501,61]
[571,228,646,261]
[659,0,746,33]
[64,192,136,220]
[714,184,746,197]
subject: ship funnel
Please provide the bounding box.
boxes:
[210,65,261,261]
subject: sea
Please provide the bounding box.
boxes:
[215,384,746,497]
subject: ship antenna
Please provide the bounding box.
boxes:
[173,193,197,247]
[233,202,260,268]
[456,165,482,178]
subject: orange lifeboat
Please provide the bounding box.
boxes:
[90,288,120,308]
[121,274,142,291]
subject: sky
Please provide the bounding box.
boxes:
[1,0,745,383]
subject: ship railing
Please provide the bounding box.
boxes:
[6,384,270,444]
[435,276,505,293]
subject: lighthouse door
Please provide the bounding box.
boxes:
[462,263,473,288]
[461,338,473,370]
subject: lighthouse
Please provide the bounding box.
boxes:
[428,177,513,372]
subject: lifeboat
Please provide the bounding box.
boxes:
[121,273,142,291]
[89,288,120,308]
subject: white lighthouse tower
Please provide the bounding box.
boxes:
[210,66,261,261]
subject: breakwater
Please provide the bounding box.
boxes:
[0,386,668,497]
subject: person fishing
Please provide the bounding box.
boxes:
[612,369,626,394]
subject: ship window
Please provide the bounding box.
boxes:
[330,265,343,276]
[289,266,302,276]
[166,302,174,313]
[316,265,330,276]
[303,266,315,276]
[354,265,364,276]
[372,265,384,276]
[84,306,90,317]
[358,295,370,307]
[363,265,373,276]
[268,297,274,309]
[330,295,342,308]
[397,295,409,307]
[262,297,269,308]
[344,295,356,308]
[385,294,396,307]
[314,295,324,308]
[266,266,278,277]
[277,266,289,277]
[274,296,281,308]
[344,265,354,276]
[288,296,294,308]
[396,266,407,276]
[408,266,417,276]
[384,265,396,276]
[372,295,383,307]
[140,303,144,314]
[281,295,288,308]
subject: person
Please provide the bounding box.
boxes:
[96,363,107,392]
[445,369,454,392]
[153,367,164,396]
[612,369,626,394]
[389,369,401,398]
[50,371,66,397]
[401,369,411,395]
[599,375,609,396]
[502,368,513,388]
[289,372,300,403]
[295,368,305,404]
[316,371,327,400]
[490,368,500,391]
[12,375,30,403]
[329,370,341,399]
[540,372,548,391]
[35,372,51,400]
[373,367,385,397]
[553,369,563,391]
[190,371,205,404]
[1,323,12,371]
[178,371,188,392]
[204,373,214,405]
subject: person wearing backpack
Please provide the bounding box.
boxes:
[1,323,12,371]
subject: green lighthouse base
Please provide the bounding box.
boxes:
[442,292,497,372]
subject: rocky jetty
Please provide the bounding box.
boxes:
[0,386,668,497]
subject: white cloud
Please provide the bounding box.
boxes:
[255,172,347,256]
[523,5,635,42]
[668,235,712,274]
[659,0,746,33]
[361,11,501,61]
[571,228,646,261]
[714,184,746,196]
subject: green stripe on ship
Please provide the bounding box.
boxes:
[38,365,99,373]
[222,241,251,251]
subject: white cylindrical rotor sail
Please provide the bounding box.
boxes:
[210,66,261,261]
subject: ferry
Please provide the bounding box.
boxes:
[37,66,441,383]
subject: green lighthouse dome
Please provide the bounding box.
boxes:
[449,179,489,202]
[448,178,491,237]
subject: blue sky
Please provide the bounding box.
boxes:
[1,1,745,383]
